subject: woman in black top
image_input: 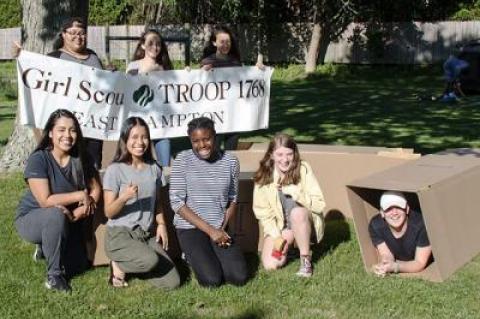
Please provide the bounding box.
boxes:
[200,26,242,151]
[200,25,242,71]
[15,109,101,292]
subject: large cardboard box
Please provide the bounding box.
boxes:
[230,143,420,219]
[347,152,480,281]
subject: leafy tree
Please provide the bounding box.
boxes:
[301,0,360,73]
[452,1,480,20]
[0,0,89,171]
[89,0,131,25]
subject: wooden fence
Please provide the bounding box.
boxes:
[1,22,480,64]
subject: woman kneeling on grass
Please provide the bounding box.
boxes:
[103,117,179,289]
[15,109,101,292]
[253,133,326,277]
[169,117,248,287]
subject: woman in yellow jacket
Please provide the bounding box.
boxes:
[253,133,325,277]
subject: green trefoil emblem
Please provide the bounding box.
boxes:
[133,85,154,107]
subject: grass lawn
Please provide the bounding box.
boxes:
[1,62,480,318]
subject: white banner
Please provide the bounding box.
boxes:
[17,50,273,140]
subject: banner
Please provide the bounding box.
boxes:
[17,50,273,140]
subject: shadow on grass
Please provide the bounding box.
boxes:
[242,65,480,154]
[172,251,260,287]
[245,252,261,279]
[312,216,351,264]
[230,310,265,319]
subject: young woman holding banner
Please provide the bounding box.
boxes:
[126,29,174,168]
[253,133,326,278]
[47,17,104,170]
[102,117,180,289]
[15,109,101,292]
[200,25,264,151]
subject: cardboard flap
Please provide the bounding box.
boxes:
[249,143,269,151]
[348,154,480,191]
[377,151,420,159]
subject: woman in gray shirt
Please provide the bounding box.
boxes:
[103,117,179,289]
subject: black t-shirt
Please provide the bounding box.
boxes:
[200,53,242,68]
[16,150,95,219]
[368,209,430,261]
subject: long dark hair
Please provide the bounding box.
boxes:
[112,117,154,164]
[35,109,90,188]
[132,29,173,70]
[201,25,241,62]
[253,133,301,186]
[35,108,84,156]
[53,17,87,51]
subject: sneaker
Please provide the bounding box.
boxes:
[296,255,313,278]
[45,274,71,292]
[33,244,44,262]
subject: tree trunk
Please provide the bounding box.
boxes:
[305,23,322,74]
[0,0,89,172]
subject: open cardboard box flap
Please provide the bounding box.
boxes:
[347,152,480,282]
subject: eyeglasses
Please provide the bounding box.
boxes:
[64,30,86,37]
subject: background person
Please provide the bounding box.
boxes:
[200,25,252,151]
[253,133,326,278]
[126,29,173,168]
[169,117,248,287]
[103,117,180,289]
[15,109,101,292]
[441,54,469,101]
[369,191,432,276]
[47,17,104,170]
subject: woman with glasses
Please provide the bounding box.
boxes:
[47,17,104,170]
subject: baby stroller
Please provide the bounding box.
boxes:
[441,55,469,102]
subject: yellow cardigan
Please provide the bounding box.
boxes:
[253,161,326,243]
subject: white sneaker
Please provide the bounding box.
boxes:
[296,255,313,278]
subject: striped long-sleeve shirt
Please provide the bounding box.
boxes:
[169,149,239,229]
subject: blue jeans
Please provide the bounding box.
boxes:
[154,139,171,167]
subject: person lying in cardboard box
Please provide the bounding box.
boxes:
[368,191,432,276]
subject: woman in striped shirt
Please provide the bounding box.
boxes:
[169,117,248,287]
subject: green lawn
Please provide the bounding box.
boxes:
[1,172,480,318]
[1,63,480,318]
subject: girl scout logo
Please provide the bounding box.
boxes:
[133,85,154,107]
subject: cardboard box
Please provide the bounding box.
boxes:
[101,141,118,168]
[88,206,109,266]
[347,152,480,281]
[228,172,261,252]
[230,143,419,219]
